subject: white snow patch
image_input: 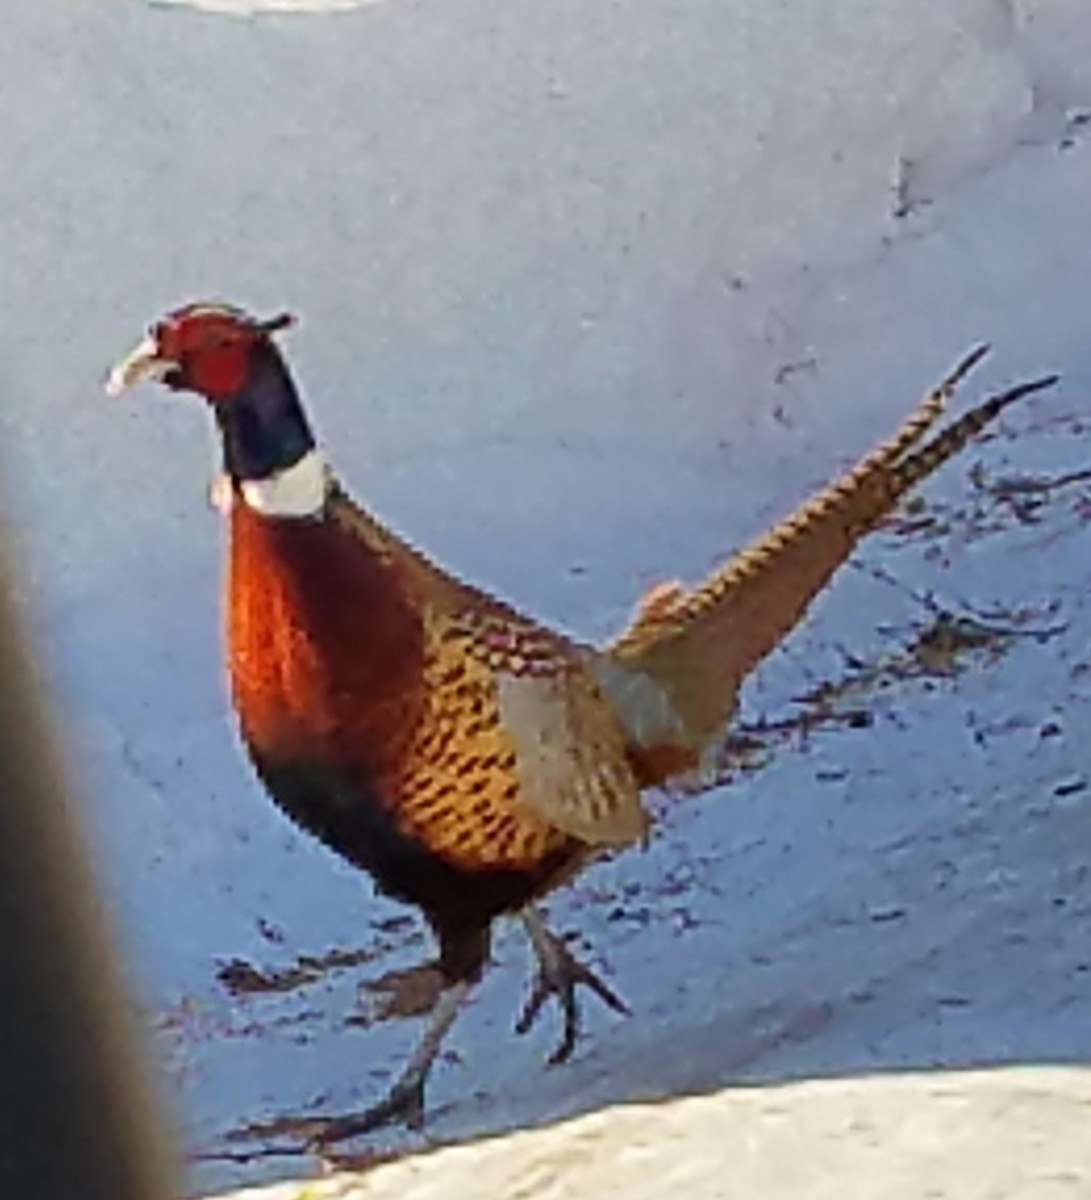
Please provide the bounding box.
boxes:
[223,1069,1091,1200]
[148,0,380,14]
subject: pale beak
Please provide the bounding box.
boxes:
[104,335,177,396]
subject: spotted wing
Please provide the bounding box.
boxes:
[392,610,648,871]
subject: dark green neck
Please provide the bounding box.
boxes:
[214,342,316,482]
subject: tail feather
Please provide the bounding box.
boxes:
[598,352,1057,786]
[889,371,1057,497]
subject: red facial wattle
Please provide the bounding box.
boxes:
[153,312,255,401]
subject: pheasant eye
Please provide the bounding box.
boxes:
[151,321,178,358]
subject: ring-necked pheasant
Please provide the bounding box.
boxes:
[106,302,1055,1140]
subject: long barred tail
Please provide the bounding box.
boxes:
[600,348,1059,786]
[871,342,992,467]
[885,368,1058,506]
[614,349,1057,650]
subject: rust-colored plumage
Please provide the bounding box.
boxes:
[107,305,1055,1139]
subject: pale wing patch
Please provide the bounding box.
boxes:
[496,668,649,847]
[590,656,697,755]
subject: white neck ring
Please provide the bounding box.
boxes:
[238,448,328,517]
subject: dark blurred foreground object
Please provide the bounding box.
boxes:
[0,538,173,1198]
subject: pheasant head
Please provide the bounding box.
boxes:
[107,302,326,516]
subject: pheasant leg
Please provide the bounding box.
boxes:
[312,980,471,1146]
[515,907,629,1065]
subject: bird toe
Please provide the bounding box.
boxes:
[308,1076,427,1148]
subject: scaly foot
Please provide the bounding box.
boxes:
[308,1075,426,1147]
[311,979,472,1146]
[516,910,629,1065]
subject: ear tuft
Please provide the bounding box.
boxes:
[258,312,297,336]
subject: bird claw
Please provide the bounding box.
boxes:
[307,1075,426,1148]
[514,935,629,1065]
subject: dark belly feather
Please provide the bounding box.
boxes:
[248,750,571,931]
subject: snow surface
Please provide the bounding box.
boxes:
[3,0,1091,1197]
[210,1069,1091,1200]
[150,0,378,13]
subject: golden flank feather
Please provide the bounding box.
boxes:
[328,482,648,849]
[389,616,563,871]
[597,348,1057,785]
[332,491,651,855]
[391,609,647,869]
